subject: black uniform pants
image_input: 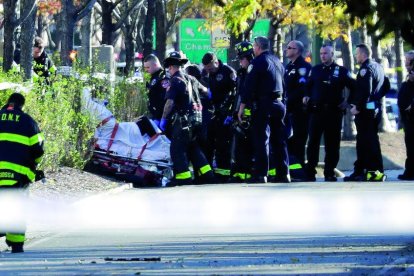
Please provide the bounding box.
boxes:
[287,108,309,165]
[251,99,289,177]
[231,124,253,179]
[206,117,232,172]
[402,114,414,176]
[306,108,343,177]
[354,110,383,174]
[170,116,211,182]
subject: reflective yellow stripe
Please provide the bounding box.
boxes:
[289,163,302,170]
[233,172,251,180]
[175,171,192,180]
[0,162,35,182]
[199,164,212,175]
[0,180,17,186]
[29,133,44,145]
[0,133,43,146]
[214,168,231,176]
[244,109,251,116]
[6,233,25,243]
[268,168,276,176]
[367,170,384,181]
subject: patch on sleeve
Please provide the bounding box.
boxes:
[359,68,367,77]
[161,79,170,89]
[298,68,307,76]
[247,64,253,73]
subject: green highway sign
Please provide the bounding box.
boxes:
[179,19,270,64]
[179,19,227,64]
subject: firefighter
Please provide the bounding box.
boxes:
[345,43,386,182]
[303,45,355,181]
[202,52,237,182]
[143,54,169,126]
[284,40,312,167]
[230,41,255,182]
[0,93,44,253]
[160,52,214,185]
[238,36,290,183]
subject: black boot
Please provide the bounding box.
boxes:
[6,240,24,253]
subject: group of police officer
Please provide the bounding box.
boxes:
[144,36,414,185]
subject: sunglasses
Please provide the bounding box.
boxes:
[286,46,297,50]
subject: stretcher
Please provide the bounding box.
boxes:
[82,88,173,187]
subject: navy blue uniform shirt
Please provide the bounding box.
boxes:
[284,55,312,111]
[349,58,385,111]
[207,60,236,109]
[241,51,284,104]
[146,69,168,120]
[166,70,191,116]
[306,62,355,106]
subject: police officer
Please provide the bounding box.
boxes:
[303,45,355,182]
[143,54,168,126]
[284,40,312,167]
[238,36,290,183]
[0,93,44,253]
[345,43,386,182]
[160,52,214,185]
[202,52,237,182]
[397,50,414,180]
[33,37,56,85]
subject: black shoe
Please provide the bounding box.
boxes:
[248,176,267,183]
[304,175,316,182]
[398,174,414,181]
[270,175,291,183]
[6,240,24,253]
[324,176,337,182]
[11,244,24,253]
[167,178,192,187]
[343,173,365,182]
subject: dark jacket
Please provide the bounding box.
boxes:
[306,62,355,107]
[242,51,284,105]
[0,104,44,187]
[398,79,414,122]
[349,58,385,111]
[147,69,168,120]
[284,55,312,111]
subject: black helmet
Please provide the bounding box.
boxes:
[163,51,188,68]
[235,41,254,60]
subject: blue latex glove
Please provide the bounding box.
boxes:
[223,116,233,125]
[153,119,160,127]
[160,118,168,131]
[207,88,212,100]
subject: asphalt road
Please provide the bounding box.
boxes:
[1,176,414,275]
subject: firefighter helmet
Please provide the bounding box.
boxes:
[235,41,254,60]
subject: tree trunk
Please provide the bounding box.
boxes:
[80,11,92,67]
[143,0,155,58]
[3,0,18,72]
[228,33,242,70]
[59,0,76,66]
[20,0,37,80]
[155,0,166,61]
[341,28,356,140]
[395,29,405,88]
[101,0,115,45]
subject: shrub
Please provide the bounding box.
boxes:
[0,69,148,172]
